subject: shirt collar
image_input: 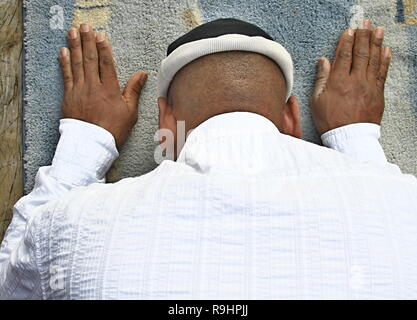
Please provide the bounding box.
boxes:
[176,112,282,173]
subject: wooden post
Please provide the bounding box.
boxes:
[0,0,23,242]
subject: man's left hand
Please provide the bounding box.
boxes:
[310,20,391,136]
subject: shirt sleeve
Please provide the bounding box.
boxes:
[321,123,388,165]
[0,118,119,299]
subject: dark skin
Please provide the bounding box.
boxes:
[60,24,148,149]
[311,20,391,135]
[60,20,391,152]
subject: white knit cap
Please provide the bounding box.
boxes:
[157,19,294,102]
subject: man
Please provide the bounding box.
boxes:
[1,18,416,299]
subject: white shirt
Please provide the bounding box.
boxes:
[1,112,416,299]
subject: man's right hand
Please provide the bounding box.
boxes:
[60,24,148,149]
[310,20,392,136]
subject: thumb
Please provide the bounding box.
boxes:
[122,71,148,111]
[313,58,330,99]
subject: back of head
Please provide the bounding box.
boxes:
[157,18,301,145]
[167,51,288,131]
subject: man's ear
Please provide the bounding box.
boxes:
[157,97,178,155]
[281,96,302,139]
[158,97,177,135]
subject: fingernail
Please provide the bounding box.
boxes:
[384,47,391,58]
[375,27,384,39]
[96,33,105,43]
[317,58,324,67]
[140,73,148,85]
[80,24,89,33]
[68,28,78,39]
[60,48,69,57]
[347,28,354,37]
[361,19,370,29]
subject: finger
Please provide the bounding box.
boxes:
[80,24,100,84]
[59,48,73,91]
[367,27,384,80]
[96,33,120,90]
[67,27,84,84]
[332,29,355,77]
[313,57,331,99]
[376,47,391,90]
[351,20,372,76]
[122,71,148,112]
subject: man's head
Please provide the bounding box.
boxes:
[157,18,302,155]
[158,50,301,138]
